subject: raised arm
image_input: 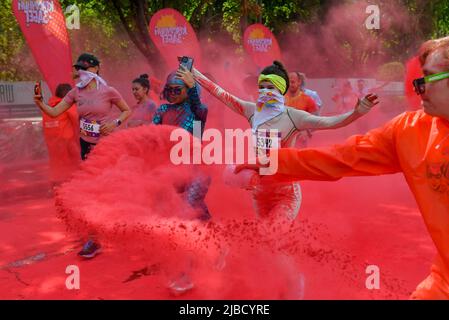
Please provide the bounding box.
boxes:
[34,94,72,117]
[176,67,208,122]
[288,94,379,131]
[192,67,256,120]
[237,113,402,183]
[187,85,208,122]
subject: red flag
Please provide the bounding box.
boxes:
[12,0,80,181]
[12,0,74,93]
[243,24,281,68]
[149,8,202,71]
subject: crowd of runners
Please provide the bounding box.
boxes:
[32,35,449,299]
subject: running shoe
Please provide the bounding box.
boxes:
[78,240,101,259]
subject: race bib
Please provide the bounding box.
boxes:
[254,129,281,157]
[80,118,100,138]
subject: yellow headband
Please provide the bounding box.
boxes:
[258,74,287,95]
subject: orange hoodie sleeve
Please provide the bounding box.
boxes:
[304,94,318,114]
[268,114,404,182]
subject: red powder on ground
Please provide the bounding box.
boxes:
[16,124,427,299]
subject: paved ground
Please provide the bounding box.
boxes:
[0,158,435,300]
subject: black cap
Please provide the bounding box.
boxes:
[73,53,100,69]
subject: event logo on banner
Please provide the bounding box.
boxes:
[154,14,187,44]
[149,8,201,70]
[13,0,73,93]
[243,24,281,68]
[17,0,54,26]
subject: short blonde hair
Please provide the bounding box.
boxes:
[419,36,449,67]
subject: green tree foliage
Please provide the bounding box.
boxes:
[1,0,449,80]
[0,0,40,80]
[432,0,449,38]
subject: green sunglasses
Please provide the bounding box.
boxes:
[413,71,449,95]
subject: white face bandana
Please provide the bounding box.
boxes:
[76,70,108,89]
[252,88,285,131]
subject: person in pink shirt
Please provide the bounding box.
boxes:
[127,73,157,128]
[34,53,131,258]
[34,53,131,160]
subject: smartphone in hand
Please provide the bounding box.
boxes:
[178,56,194,71]
[34,81,43,100]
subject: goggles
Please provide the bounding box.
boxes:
[164,86,183,96]
[74,65,87,71]
[413,71,449,95]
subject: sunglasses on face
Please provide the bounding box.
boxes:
[413,71,449,95]
[164,86,183,95]
[258,85,276,90]
[74,65,87,71]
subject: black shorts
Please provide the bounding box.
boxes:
[80,138,96,160]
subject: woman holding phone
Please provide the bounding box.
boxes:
[34,53,131,161]
[152,65,210,222]
[33,53,131,259]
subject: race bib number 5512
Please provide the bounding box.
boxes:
[254,129,281,157]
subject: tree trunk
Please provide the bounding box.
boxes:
[112,0,167,77]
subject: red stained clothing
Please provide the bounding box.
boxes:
[285,92,318,114]
[63,85,124,143]
[269,110,449,298]
[42,96,80,182]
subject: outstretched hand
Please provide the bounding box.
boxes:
[355,93,379,115]
[234,157,270,174]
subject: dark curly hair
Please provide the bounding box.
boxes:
[55,83,72,99]
[260,60,290,95]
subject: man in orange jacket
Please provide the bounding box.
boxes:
[42,83,80,184]
[238,36,449,299]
